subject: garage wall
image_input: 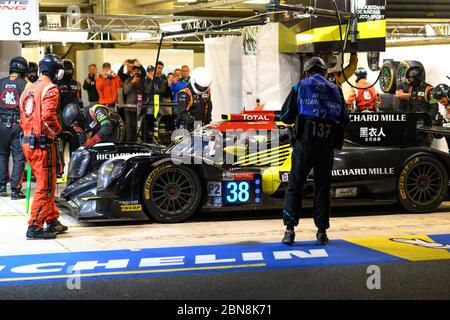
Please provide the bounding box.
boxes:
[0,42,22,78]
[205,36,243,121]
[256,23,301,110]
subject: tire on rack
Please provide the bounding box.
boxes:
[379,60,400,94]
[141,162,202,222]
[396,60,425,86]
[398,155,448,213]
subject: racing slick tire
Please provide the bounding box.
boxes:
[142,163,202,222]
[380,60,400,94]
[398,155,448,213]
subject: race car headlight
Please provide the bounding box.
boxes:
[97,159,125,191]
[68,149,90,179]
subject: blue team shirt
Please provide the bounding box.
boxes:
[297,73,345,125]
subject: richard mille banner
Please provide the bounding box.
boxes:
[0,0,39,40]
[346,112,425,147]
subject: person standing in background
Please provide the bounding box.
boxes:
[96,62,123,109]
[123,65,144,142]
[56,59,82,177]
[346,67,381,112]
[26,62,39,84]
[171,65,191,101]
[0,57,28,199]
[82,64,99,106]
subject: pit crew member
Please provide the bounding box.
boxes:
[0,57,28,199]
[20,54,68,240]
[62,103,116,146]
[282,57,350,246]
[175,67,213,131]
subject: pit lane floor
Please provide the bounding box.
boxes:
[0,184,449,300]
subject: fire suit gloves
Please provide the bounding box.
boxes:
[84,134,102,147]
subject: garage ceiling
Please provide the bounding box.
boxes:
[36,0,450,46]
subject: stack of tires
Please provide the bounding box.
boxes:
[379,60,425,111]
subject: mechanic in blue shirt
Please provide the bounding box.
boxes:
[281,56,350,246]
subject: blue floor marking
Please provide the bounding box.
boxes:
[0,238,412,286]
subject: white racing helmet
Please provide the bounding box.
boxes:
[191,67,212,95]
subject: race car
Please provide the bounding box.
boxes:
[59,110,450,222]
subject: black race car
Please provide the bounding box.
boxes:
[59,111,450,222]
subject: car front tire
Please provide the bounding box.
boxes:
[142,163,202,222]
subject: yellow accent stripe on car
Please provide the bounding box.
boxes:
[233,144,291,166]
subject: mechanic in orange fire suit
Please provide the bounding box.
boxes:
[20,54,69,240]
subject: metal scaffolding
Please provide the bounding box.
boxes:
[28,12,253,44]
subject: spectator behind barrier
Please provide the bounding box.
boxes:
[171,65,190,101]
[118,58,146,103]
[143,61,171,103]
[82,63,99,105]
[123,65,144,143]
[96,62,123,109]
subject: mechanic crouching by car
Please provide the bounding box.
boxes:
[406,66,439,147]
[20,54,68,240]
[62,103,116,146]
[0,57,28,199]
[175,67,213,131]
[432,83,450,153]
[281,57,350,246]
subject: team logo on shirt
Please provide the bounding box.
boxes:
[1,88,19,108]
[23,95,36,118]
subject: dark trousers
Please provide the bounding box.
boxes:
[0,123,25,190]
[56,125,80,176]
[283,140,334,231]
[124,110,137,143]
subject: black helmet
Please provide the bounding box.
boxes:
[28,62,38,73]
[63,59,74,71]
[355,67,367,80]
[27,62,39,83]
[433,83,450,100]
[304,56,327,74]
[62,103,83,127]
[39,54,64,82]
[9,56,28,77]
[406,66,425,86]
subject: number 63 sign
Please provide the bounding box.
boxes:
[0,0,39,40]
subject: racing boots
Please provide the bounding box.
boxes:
[282,229,295,245]
[26,226,57,240]
[45,219,68,234]
[0,185,7,197]
[316,231,329,245]
[11,187,25,200]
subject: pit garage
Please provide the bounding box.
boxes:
[0,0,449,305]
